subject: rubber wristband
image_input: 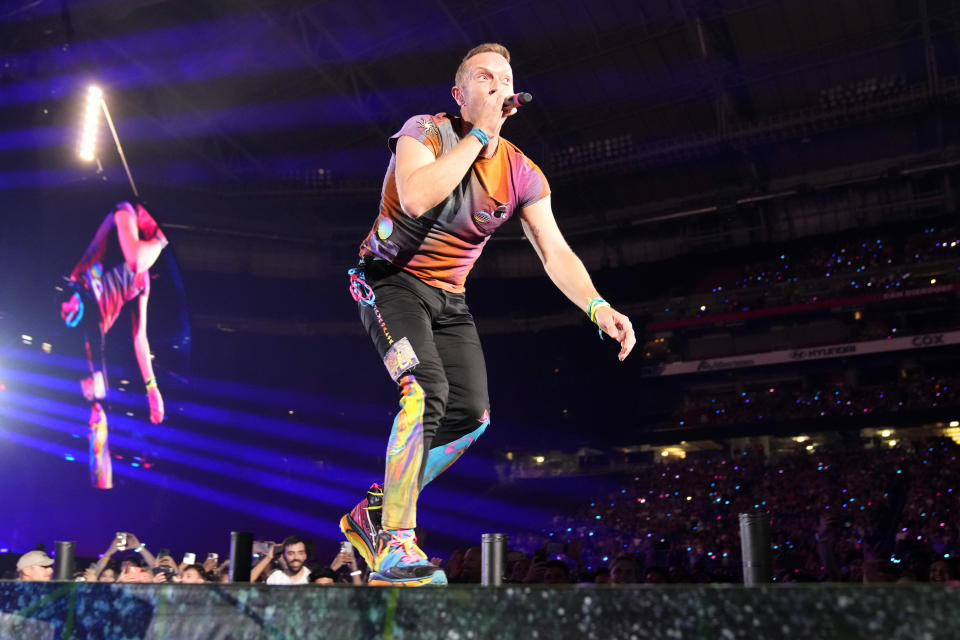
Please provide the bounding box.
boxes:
[467,128,489,146]
[145,377,158,391]
[586,297,611,339]
[587,297,611,324]
[135,543,146,553]
[350,570,362,576]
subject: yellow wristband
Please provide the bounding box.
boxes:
[587,297,611,324]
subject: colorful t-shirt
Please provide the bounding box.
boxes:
[69,208,146,332]
[359,113,550,292]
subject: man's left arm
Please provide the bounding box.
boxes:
[520,196,635,361]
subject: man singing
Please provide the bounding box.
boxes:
[341,43,635,586]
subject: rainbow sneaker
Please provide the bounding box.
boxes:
[339,483,383,570]
[368,529,446,587]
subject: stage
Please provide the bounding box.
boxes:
[0,582,953,639]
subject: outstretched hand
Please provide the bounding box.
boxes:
[594,306,635,361]
[147,386,165,424]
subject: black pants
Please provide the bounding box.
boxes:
[355,259,490,529]
[63,281,108,399]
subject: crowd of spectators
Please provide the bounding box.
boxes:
[501,436,960,585]
[8,437,960,587]
[710,224,959,297]
[674,375,960,428]
[645,223,960,322]
[6,533,367,585]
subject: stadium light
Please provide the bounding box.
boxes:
[77,85,103,161]
[76,84,139,197]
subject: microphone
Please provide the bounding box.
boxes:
[503,92,533,110]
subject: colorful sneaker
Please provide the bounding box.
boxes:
[368,529,447,587]
[339,483,383,570]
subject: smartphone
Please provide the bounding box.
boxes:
[340,541,353,554]
[182,552,196,565]
[115,532,128,551]
[252,541,272,556]
[207,552,219,562]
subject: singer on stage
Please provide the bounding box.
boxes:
[59,201,168,489]
[341,43,635,586]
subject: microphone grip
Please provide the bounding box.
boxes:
[503,92,533,109]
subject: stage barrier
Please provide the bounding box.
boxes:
[0,581,955,639]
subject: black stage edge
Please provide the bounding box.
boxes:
[0,582,955,639]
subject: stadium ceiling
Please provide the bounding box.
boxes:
[1,0,958,202]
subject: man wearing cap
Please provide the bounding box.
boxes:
[17,550,54,581]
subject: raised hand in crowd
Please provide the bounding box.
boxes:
[330,544,363,585]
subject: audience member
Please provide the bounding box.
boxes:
[16,550,54,582]
[311,567,338,585]
[180,564,207,584]
[253,536,311,585]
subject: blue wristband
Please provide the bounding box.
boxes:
[467,128,490,146]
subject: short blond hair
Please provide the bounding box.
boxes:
[455,43,511,87]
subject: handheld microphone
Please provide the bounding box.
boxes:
[503,92,533,110]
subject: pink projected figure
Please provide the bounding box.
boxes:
[59,201,168,488]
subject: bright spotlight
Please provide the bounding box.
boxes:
[78,85,103,161]
[880,429,892,438]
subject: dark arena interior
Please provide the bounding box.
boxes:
[2,0,960,637]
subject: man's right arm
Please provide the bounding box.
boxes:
[393,134,484,218]
[395,90,507,218]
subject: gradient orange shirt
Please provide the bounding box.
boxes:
[359,113,550,293]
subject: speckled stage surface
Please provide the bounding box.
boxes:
[0,582,955,639]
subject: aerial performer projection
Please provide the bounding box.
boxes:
[55,86,182,488]
[59,201,169,488]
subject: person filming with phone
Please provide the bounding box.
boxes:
[86,531,157,582]
[329,541,364,585]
